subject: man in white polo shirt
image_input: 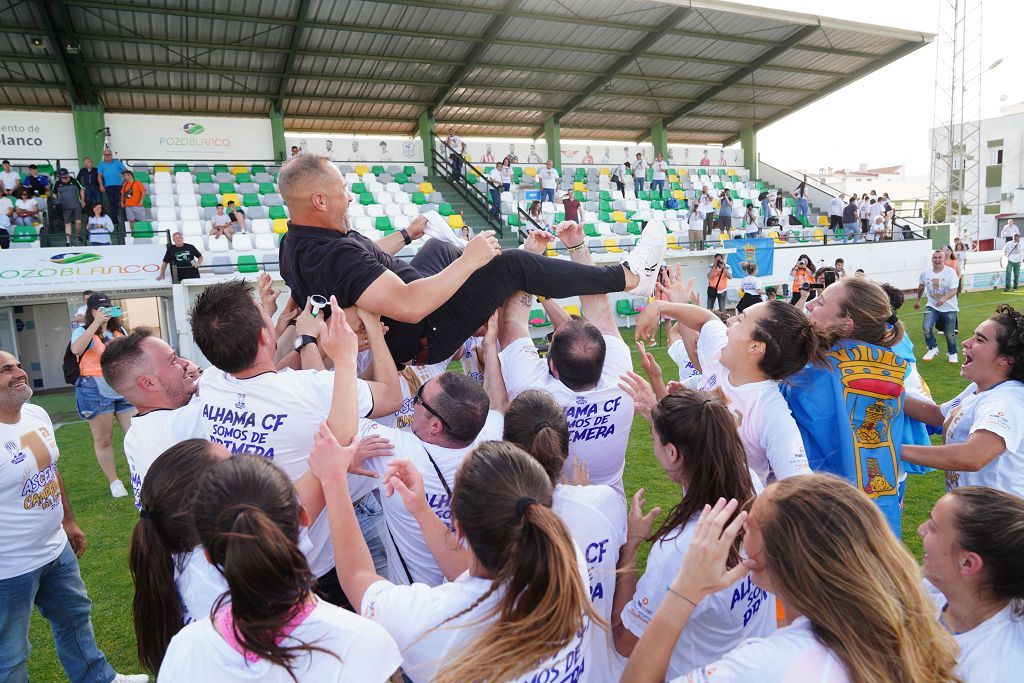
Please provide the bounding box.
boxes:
[1004,233,1022,291]
[539,159,560,205]
[497,222,636,496]
[914,250,961,363]
[0,350,146,683]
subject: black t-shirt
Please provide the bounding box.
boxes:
[279,223,424,360]
[842,203,857,223]
[164,243,202,280]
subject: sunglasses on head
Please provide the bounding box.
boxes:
[414,381,451,431]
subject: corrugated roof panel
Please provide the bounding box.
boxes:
[0,86,68,108]
[712,87,801,107]
[558,127,636,141]
[690,100,785,119]
[307,0,495,39]
[581,94,685,111]
[435,106,545,125]
[465,67,591,93]
[285,100,422,119]
[562,112,658,128]
[480,44,620,73]
[798,28,903,56]
[766,50,871,75]
[301,27,470,61]
[448,89,572,109]
[293,55,455,84]
[499,17,646,52]
[744,70,838,90]
[286,79,436,102]
[625,58,736,83]
[284,117,418,135]
[516,0,667,22]
[89,68,276,96]
[606,80,708,100]
[676,8,795,40]
[0,62,62,83]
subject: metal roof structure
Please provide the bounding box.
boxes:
[4,0,933,144]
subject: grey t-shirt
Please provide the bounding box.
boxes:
[55,179,81,206]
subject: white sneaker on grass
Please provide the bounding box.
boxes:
[422,211,468,248]
[922,348,939,361]
[109,480,129,498]
[113,674,149,682]
[622,220,667,298]
[948,353,959,364]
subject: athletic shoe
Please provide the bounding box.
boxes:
[948,353,959,364]
[422,211,468,249]
[110,480,129,498]
[623,220,667,297]
[113,674,149,682]
[922,348,939,362]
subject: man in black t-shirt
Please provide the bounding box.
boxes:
[157,232,203,282]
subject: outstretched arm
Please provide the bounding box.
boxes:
[498,290,533,348]
[374,215,426,256]
[555,221,619,336]
[902,430,1005,472]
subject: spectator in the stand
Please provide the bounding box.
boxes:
[706,252,731,311]
[86,203,114,246]
[793,182,809,223]
[119,170,146,232]
[742,203,758,237]
[718,189,733,232]
[76,157,101,207]
[486,164,502,219]
[789,254,815,306]
[528,200,549,230]
[157,232,203,282]
[868,197,883,235]
[1004,234,1022,291]
[0,204,11,248]
[759,191,773,226]
[445,128,462,183]
[499,157,513,191]
[612,161,630,198]
[1001,219,1019,244]
[882,192,894,237]
[74,291,92,327]
[842,195,860,242]
[290,145,300,158]
[207,203,234,242]
[538,159,559,204]
[698,186,715,235]
[774,188,784,215]
[633,153,647,194]
[225,200,246,233]
[0,159,20,195]
[871,214,887,242]
[98,149,126,225]
[828,192,845,233]
[699,150,711,166]
[561,190,581,224]
[14,189,39,226]
[23,164,47,197]
[686,203,704,247]
[54,169,85,246]
[650,153,668,196]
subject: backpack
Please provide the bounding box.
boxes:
[63,342,82,385]
[666,197,679,210]
[758,191,768,202]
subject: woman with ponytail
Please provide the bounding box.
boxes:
[157,454,401,682]
[504,389,628,681]
[311,426,597,683]
[611,386,772,678]
[622,476,961,683]
[129,439,227,673]
[632,265,828,485]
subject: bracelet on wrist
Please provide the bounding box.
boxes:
[566,241,586,251]
[666,585,698,607]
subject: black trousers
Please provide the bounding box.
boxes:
[613,177,626,198]
[386,239,626,364]
[829,215,843,231]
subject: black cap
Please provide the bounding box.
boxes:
[58,168,69,176]
[86,292,112,309]
[1,159,9,165]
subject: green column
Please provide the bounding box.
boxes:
[543,116,561,169]
[417,109,436,173]
[650,120,668,159]
[740,125,757,179]
[270,110,286,162]
[72,105,105,165]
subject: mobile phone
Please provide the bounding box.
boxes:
[103,306,122,317]
[823,271,837,287]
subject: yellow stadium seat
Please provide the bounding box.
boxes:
[611,210,627,223]
[604,237,623,253]
[727,169,736,176]
[677,169,688,176]
[672,190,685,200]
[272,218,289,234]
[447,214,465,229]
[667,234,683,250]
[769,230,785,245]
[220,193,240,206]
[599,168,610,176]
[231,165,248,175]
[154,164,171,173]
[524,166,537,177]
[564,305,580,317]
[573,181,586,192]
[813,228,825,241]
[355,164,369,176]
[546,246,558,257]
[419,182,434,194]
[669,174,679,183]
[712,200,720,210]
[818,215,829,226]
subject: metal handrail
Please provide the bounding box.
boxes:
[431,139,504,236]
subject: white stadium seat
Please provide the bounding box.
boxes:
[254,233,277,250]
[181,221,202,236]
[251,218,271,234]
[156,207,178,222]
[207,235,230,252]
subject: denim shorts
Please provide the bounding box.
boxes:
[75,375,133,420]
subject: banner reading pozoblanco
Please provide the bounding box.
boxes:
[0,245,167,297]
[106,113,274,160]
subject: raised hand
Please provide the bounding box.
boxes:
[523,228,554,255]
[555,220,584,249]
[384,459,429,515]
[295,297,321,338]
[671,498,751,602]
[626,488,662,549]
[637,341,667,400]
[633,303,660,345]
[619,370,659,422]
[658,268,696,305]
[257,272,278,318]
[462,230,502,269]
[318,296,358,365]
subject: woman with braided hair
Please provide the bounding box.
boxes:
[310,427,597,683]
[903,304,1024,497]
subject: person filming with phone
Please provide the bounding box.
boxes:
[68,292,135,498]
[706,252,731,311]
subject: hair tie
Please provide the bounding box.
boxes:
[514,496,537,519]
[139,509,153,520]
[886,313,899,325]
[534,420,551,434]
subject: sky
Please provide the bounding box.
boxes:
[749,0,1020,176]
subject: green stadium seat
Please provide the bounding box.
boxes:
[507,214,523,227]
[599,200,612,212]
[374,216,392,231]
[371,165,385,176]
[395,173,408,184]
[466,172,478,184]
[242,193,260,207]
[627,222,642,235]
[173,164,189,174]
[12,224,38,243]
[200,194,218,207]
[142,196,152,209]
[359,192,375,205]
[583,223,599,237]
[616,298,640,318]
[573,190,585,200]
[236,254,259,273]
[599,211,612,222]
[213,164,229,174]
[38,164,54,175]
[351,182,366,195]
[132,222,154,238]
[599,191,611,201]
[195,172,213,183]
[250,165,267,174]
[438,203,453,216]
[218,183,235,194]
[268,206,288,220]
[235,173,252,183]
[258,182,276,194]
[411,192,427,205]
[403,165,416,176]
[134,171,151,183]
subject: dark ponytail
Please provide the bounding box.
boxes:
[503,389,570,486]
[650,388,755,567]
[129,439,223,673]
[192,455,332,680]
[432,441,598,683]
[754,299,841,380]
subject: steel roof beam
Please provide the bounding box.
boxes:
[38,0,97,105]
[273,0,310,113]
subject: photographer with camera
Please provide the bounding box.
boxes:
[68,293,134,498]
[718,189,733,232]
[789,254,816,306]
[706,253,732,311]
[698,186,715,236]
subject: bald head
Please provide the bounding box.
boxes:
[277,152,351,230]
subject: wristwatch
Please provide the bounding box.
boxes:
[293,334,318,352]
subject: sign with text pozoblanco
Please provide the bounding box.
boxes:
[0,245,166,296]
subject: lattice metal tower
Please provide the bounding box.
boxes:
[928,0,983,238]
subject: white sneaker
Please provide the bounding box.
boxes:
[623,220,667,297]
[948,353,959,364]
[422,211,468,248]
[113,674,149,682]
[922,348,938,362]
[109,480,129,498]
